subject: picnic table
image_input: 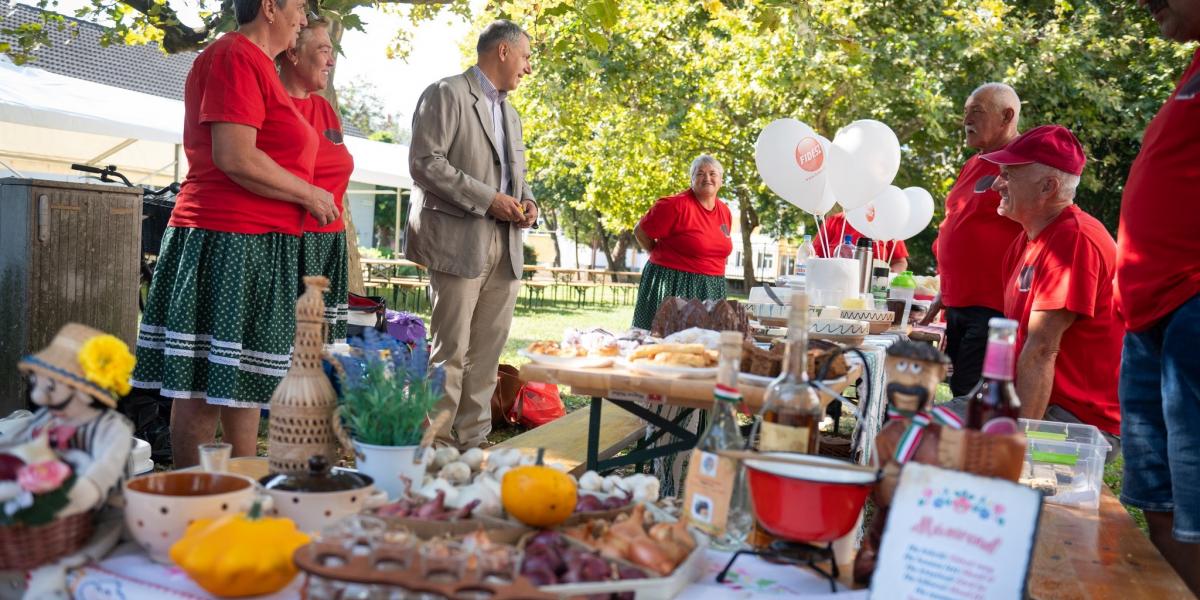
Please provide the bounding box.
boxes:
[359,257,429,312]
[515,335,894,475]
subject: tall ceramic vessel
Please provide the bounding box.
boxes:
[269,276,339,474]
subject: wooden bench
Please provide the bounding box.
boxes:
[491,400,647,476]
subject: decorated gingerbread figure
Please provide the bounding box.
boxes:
[853,339,959,583]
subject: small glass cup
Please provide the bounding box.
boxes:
[198,442,231,472]
[419,540,466,584]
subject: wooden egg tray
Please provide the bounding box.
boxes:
[293,540,555,600]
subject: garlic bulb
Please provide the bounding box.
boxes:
[438,461,472,485]
[460,447,485,471]
[432,446,460,471]
[578,471,605,492]
[486,448,522,471]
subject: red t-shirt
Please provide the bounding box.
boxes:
[293,95,354,233]
[170,32,320,236]
[811,212,908,262]
[1117,48,1200,332]
[1002,205,1122,435]
[933,155,1025,312]
[641,189,733,276]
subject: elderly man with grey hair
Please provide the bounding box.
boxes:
[405,19,537,450]
[632,154,734,332]
[975,124,1122,458]
[923,82,1026,398]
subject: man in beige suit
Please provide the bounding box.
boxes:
[406,20,537,450]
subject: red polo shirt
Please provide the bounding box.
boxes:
[811,212,908,261]
[1117,48,1200,332]
[170,32,319,236]
[640,189,733,277]
[934,155,1025,312]
[1002,205,1122,435]
[293,94,354,233]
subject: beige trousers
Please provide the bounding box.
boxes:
[427,223,520,449]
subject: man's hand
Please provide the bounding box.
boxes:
[919,293,943,325]
[519,200,538,228]
[488,192,524,222]
[305,187,339,227]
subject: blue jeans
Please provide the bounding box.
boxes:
[1120,292,1200,543]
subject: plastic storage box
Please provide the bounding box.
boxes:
[1018,418,1111,510]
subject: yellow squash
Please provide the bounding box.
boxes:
[169,502,310,597]
[501,448,578,528]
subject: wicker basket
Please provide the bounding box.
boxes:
[0,511,94,570]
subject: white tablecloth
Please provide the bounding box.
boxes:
[67,545,868,599]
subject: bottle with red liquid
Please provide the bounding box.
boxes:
[965,318,1022,431]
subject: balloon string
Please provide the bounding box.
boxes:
[886,242,896,268]
[818,214,830,257]
[838,217,849,256]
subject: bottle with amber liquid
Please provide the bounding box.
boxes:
[965,317,1022,430]
[758,286,821,455]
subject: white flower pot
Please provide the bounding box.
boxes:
[352,441,429,500]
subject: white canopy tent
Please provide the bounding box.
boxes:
[0,56,412,190]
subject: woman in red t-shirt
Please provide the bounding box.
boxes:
[131,0,339,468]
[278,18,355,344]
[631,155,734,330]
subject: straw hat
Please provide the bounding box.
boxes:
[17,323,135,408]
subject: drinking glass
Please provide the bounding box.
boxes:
[198,443,231,472]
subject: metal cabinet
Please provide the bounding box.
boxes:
[0,178,141,413]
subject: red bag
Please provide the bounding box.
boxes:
[508,382,566,428]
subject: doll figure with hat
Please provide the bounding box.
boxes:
[853,339,960,583]
[5,323,135,596]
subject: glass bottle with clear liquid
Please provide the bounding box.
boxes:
[758,287,822,455]
[965,318,1022,430]
[687,330,753,550]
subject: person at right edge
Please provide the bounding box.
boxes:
[922,83,1024,397]
[1115,1,1200,595]
[405,20,537,451]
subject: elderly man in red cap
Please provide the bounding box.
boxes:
[976,125,1122,459]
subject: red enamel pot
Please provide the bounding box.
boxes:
[745,453,880,542]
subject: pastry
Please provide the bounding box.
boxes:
[628,343,707,361]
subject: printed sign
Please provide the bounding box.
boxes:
[869,463,1042,600]
[683,449,736,536]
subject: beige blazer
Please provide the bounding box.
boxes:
[404,69,534,279]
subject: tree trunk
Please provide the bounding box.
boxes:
[319,20,365,295]
[737,187,759,289]
[544,207,563,267]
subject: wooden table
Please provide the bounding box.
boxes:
[519,360,870,474]
[1028,488,1192,599]
[824,488,1192,598]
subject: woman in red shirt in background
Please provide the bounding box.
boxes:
[279,17,354,344]
[632,155,734,330]
[131,0,338,468]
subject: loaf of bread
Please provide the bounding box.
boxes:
[650,297,749,338]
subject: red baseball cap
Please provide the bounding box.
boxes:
[980,124,1086,176]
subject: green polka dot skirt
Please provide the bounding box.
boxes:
[132,227,299,408]
[300,231,349,344]
[631,261,729,330]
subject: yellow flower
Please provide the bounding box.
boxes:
[78,335,135,396]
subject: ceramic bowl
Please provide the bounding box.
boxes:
[124,471,260,563]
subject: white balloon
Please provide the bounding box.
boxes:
[863,186,911,241]
[844,203,878,240]
[895,187,935,241]
[827,120,902,211]
[814,177,837,215]
[754,119,830,214]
